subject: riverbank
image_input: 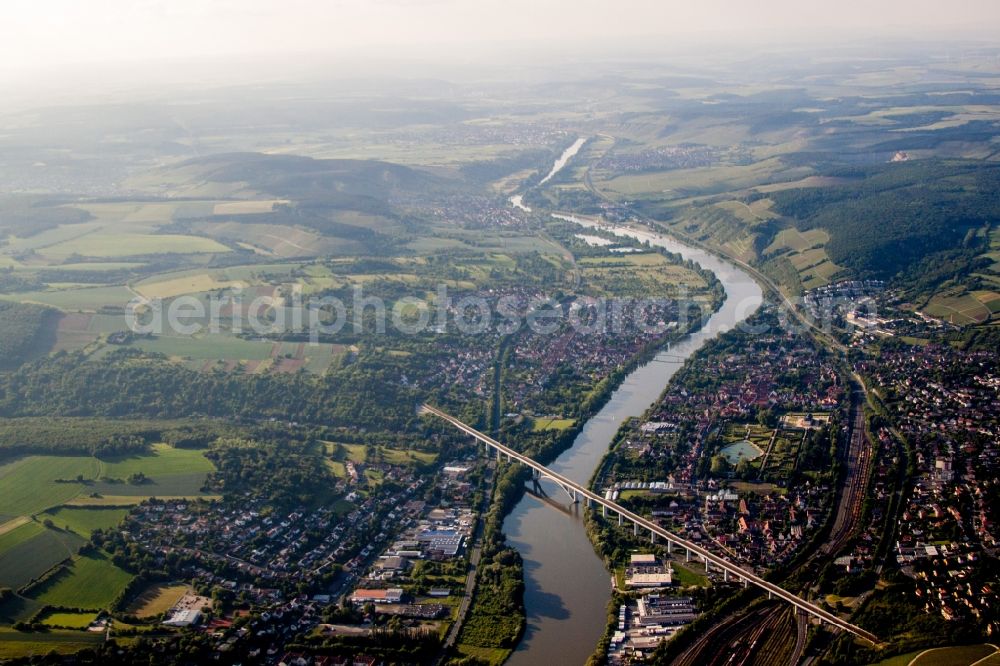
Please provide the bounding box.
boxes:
[448,221,725,665]
[500,216,762,664]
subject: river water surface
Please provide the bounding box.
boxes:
[538,138,587,185]
[502,214,763,665]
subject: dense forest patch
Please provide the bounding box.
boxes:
[767,160,1000,279]
[0,302,57,370]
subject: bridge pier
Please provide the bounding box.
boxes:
[686,549,691,563]
[723,569,729,583]
[705,558,711,574]
[618,513,623,527]
[650,529,656,544]
[633,522,639,537]
[602,505,606,517]
[666,541,672,555]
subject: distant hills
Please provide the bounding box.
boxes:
[182,152,458,205]
[133,152,469,254]
[766,159,1000,280]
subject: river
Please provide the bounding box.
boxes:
[538,137,587,185]
[508,138,585,212]
[502,213,763,665]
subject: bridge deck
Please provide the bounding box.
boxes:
[421,403,879,646]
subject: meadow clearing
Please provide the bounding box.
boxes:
[0,443,217,590]
[0,627,105,659]
[30,552,133,610]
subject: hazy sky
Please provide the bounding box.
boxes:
[2,0,999,81]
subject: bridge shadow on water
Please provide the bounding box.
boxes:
[523,483,581,517]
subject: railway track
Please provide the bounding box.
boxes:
[822,392,874,557]
[671,380,875,665]
[673,604,791,666]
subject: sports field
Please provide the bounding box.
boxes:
[126,583,191,619]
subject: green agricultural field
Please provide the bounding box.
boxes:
[89,444,215,497]
[132,335,276,361]
[0,446,214,522]
[2,223,105,255]
[37,610,97,629]
[0,628,105,659]
[40,233,231,260]
[303,343,344,374]
[923,292,993,325]
[28,261,146,273]
[595,159,809,200]
[135,272,244,299]
[578,252,670,267]
[0,528,84,589]
[0,456,100,517]
[201,221,355,257]
[71,202,182,224]
[212,200,287,215]
[99,443,214,479]
[89,473,208,497]
[66,494,219,507]
[30,552,133,610]
[715,199,779,225]
[0,519,42,549]
[1,285,136,312]
[38,507,128,537]
[578,251,708,297]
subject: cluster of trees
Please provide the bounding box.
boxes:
[0,195,92,238]
[458,148,554,184]
[767,159,1000,280]
[0,348,422,432]
[0,417,243,457]
[167,152,472,251]
[0,270,44,293]
[452,465,528,654]
[0,301,54,370]
[205,436,335,509]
